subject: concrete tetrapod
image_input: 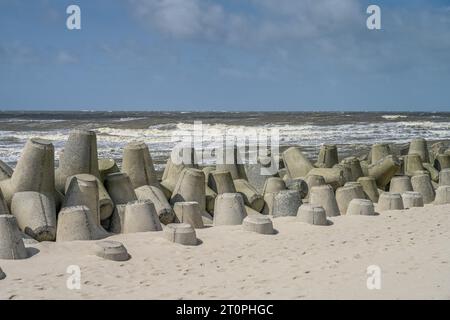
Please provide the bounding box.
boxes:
[215,146,247,180]
[205,186,217,216]
[98,188,114,221]
[11,192,56,241]
[401,192,424,209]
[122,142,159,189]
[94,241,130,261]
[439,168,450,186]
[306,167,345,190]
[309,185,340,217]
[245,156,278,194]
[0,159,13,181]
[344,181,366,191]
[341,157,364,182]
[434,186,450,205]
[389,176,413,193]
[55,130,100,193]
[261,178,285,215]
[66,174,113,221]
[411,174,435,204]
[272,190,302,218]
[233,179,265,212]
[202,166,215,183]
[412,170,430,177]
[56,206,108,242]
[434,154,450,171]
[316,144,339,168]
[207,170,236,194]
[282,147,314,179]
[357,177,380,203]
[164,223,198,246]
[173,202,204,229]
[430,142,446,164]
[135,185,175,224]
[297,204,328,226]
[244,205,261,216]
[333,164,353,183]
[122,200,162,233]
[0,215,28,260]
[0,138,57,207]
[360,160,369,177]
[262,193,276,215]
[277,168,289,181]
[335,185,366,215]
[63,174,101,226]
[96,178,115,221]
[213,193,247,226]
[284,177,308,199]
[346,199,375,216]
[161,147,198,199]
[202,167,217,215]
[242,215,274,234]
[0,188,9,215]
[377,193,404,211]
[101,218,112,233]
[370,143,391,164]
[98,159,120,182]
[104,173,137,205]
[171,168,206,210]
[408,138,430,163]
[336,162,354,183]
[262,177,287,194]
[368,155,400,189]
[109,204,127,234]
[304,175,326,201]
[422,163,439,182]
[403,154,425,176]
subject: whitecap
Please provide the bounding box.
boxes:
[382,115,408,120]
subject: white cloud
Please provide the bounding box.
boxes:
[126,1,450,75]
[129,0,363,45]
[129,0,227,39]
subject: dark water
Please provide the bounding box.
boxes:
[1,111,450,130]
[1,111,450,169]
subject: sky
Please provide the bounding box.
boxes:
[0,0,449,111]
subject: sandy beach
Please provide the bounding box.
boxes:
[1,203,449,300]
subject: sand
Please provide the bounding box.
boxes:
[1,204,449,300]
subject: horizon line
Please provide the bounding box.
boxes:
[1,109,450,113]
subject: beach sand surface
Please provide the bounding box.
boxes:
[1,204,449,300]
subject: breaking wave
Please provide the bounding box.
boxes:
[1,113,450,169]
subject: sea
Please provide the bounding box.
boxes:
[1,111,450,171]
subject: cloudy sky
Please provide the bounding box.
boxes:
[0,0,449,111]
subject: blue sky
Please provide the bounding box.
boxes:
[0,0,449,111]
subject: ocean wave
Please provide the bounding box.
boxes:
[114,117,148,122]
[3,120,450,147]
[0,130,70,143]
[382,115,408,120]
[149,123,179,130]
[396,121,450,129]
[0,118,66,123]
[1,119,450,166]
[93,121,450,149]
